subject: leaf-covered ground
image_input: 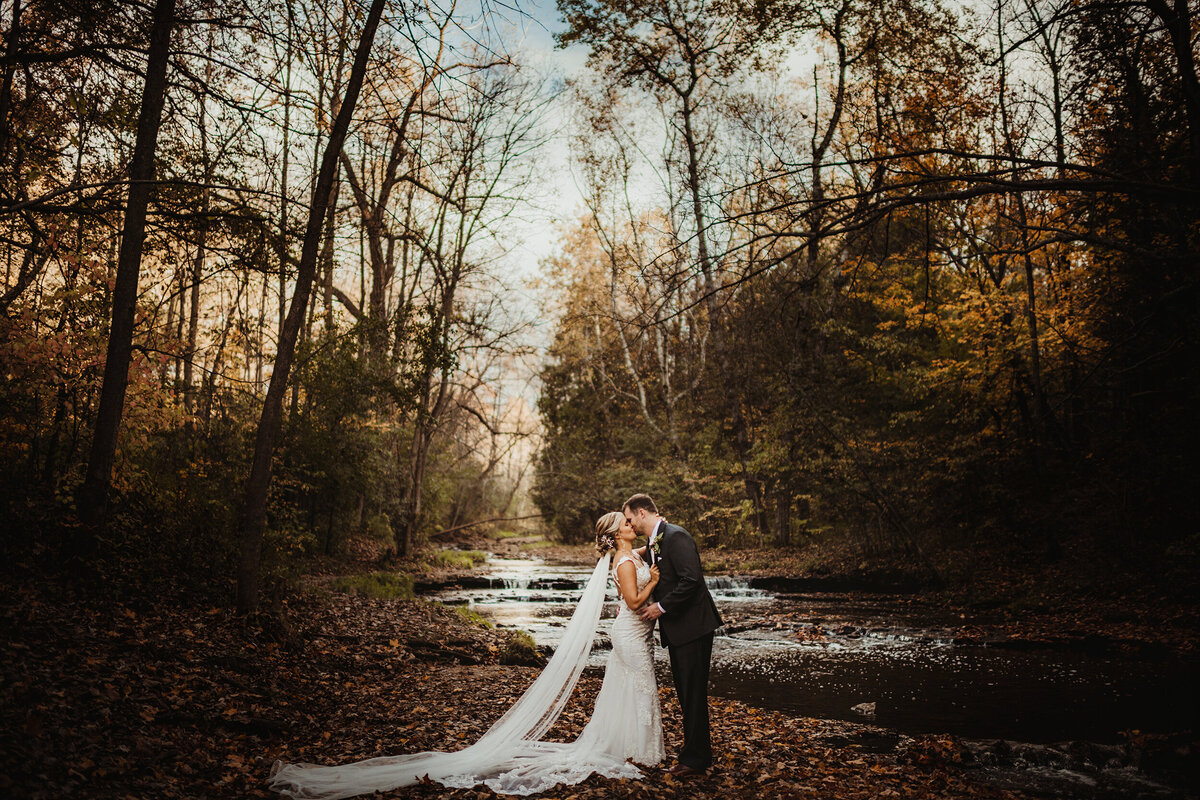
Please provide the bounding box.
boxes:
[1,572,1033,800]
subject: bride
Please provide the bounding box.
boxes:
[269,511,664,799]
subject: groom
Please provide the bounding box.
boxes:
[624,493,722,777]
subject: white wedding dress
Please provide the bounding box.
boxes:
[269,552,663,799]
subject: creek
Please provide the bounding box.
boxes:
[424,556,1197,798]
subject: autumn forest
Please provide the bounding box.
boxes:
[1,0,1197,795]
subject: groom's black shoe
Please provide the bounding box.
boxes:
[662,764,706,778]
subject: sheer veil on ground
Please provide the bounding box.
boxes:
[269,552,647,799]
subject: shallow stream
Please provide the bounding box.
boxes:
[426,556,1198,798]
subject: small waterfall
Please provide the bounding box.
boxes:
[705,575,771,601]
[496,575,533,591]
[492,576,590,592]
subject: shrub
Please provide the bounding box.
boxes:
[330,571,414,600]
[429,549,487,569]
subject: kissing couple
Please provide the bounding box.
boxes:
[269,493,724,798]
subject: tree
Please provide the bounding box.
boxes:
[237,0,387,614]
[77,0,178,527]
[558,0,804,534]
[391,62,548,556]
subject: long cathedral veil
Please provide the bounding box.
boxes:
[268,553,616,800]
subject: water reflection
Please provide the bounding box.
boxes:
[429,556,1197,744]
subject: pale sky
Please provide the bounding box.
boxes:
[441,0,593,373]
[473,0,830,363]
[488,0,591,293]
[487,0,826,310]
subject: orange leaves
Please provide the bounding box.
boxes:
[899,735,971,770]
[796,625,827,643]
[1,566,1049,800]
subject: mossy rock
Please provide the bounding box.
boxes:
[429,550,488,569]
[454,606,494,629]
[499,630,545,666]
[330,572,415,600]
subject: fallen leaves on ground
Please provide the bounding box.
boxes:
[1,572,1031,800]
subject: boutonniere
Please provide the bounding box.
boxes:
[650,536,662,557]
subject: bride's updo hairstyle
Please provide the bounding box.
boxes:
[593,511,623,558]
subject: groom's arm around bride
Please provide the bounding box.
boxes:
[623,493,722,776]
[639,521,722,643]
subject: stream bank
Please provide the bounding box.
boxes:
[421,551,1199,799]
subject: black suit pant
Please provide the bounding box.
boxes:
[667,631,714,769]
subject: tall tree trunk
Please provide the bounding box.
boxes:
[395,283,456,556]
[256,272,267,386]
[396,429,431,558]
[184,215,205,412]
[997,9,1052,456]
[319,175,340,331]
[175,264,186,386]
[395,363,440,557]
[1015,195,1050,447]
[0,0,21,162]
[77,0,177,526]
[291,59,329,419]
[202,276,246,424]
[236,0,386,614]
[184,37,213,413]
[277,1,294,351]
[772,484,791,547]
[161,266,175,387]
[1147,0,1200,176]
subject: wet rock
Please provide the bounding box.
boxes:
[963,737,1193,800]
[947,735,1197,797]
[984,739,1013,759]
[414,576,493,592]
[1124,731,1200,780]
[1008,741,1064,767]
[899,734,972,769]
[970,738,1131,772]
[1066,740,1128,770]
[851,702,876,717]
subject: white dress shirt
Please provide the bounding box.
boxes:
[648,518,664,550]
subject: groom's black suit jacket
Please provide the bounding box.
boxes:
[648,521,722,648]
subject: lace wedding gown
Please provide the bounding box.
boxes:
[269,553,663,799]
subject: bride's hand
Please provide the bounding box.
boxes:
[648,565,660,584]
